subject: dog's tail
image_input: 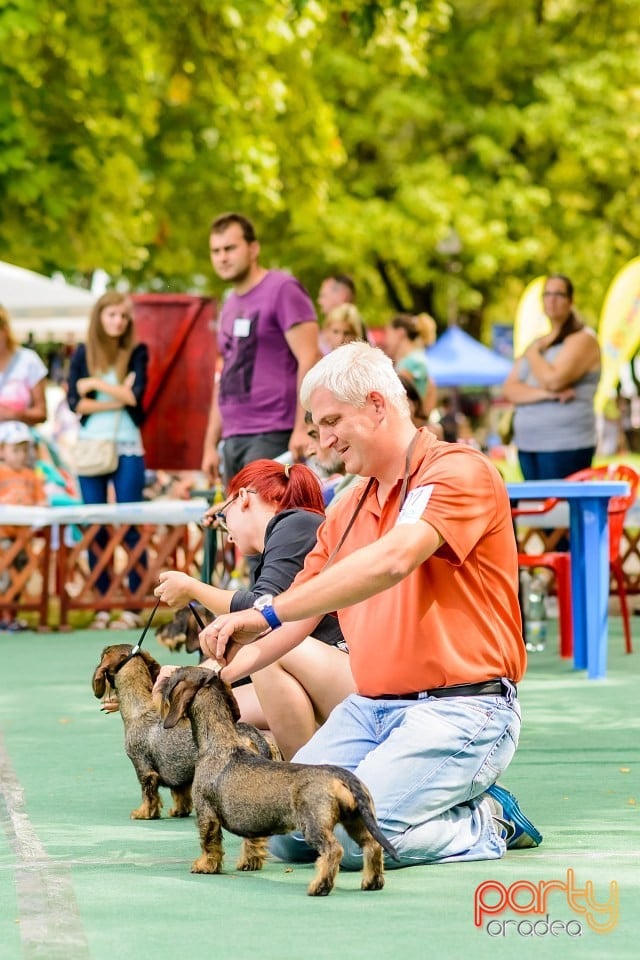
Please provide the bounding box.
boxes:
[339,769,401,861]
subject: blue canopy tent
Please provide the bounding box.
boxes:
[425,326,511,387]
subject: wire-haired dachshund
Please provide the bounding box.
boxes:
[92,644,275,821]
[161,666,399,896]
[92,644,197,820]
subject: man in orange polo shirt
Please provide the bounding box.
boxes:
[200,341,542,867]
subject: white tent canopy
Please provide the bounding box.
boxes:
[1,259,94,343]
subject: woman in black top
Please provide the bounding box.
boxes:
[155,460,354,758]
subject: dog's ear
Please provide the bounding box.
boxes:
[92,647,114,698]
[163,675,200,729]
[139,650,162,683]
[217,678,241,723]
[92,663,108,699]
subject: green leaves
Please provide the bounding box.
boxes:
[1,0,639,336]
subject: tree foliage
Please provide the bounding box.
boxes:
[1,0,639,336]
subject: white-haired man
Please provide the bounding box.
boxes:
[199,341,542,868]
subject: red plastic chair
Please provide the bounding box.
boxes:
[513,463,638,657]
[511,497,573,658]
[566,464,639,655]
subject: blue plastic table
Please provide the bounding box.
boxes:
[506,480,629,680]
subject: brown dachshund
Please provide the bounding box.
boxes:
[92,645,275,820]
[161,666,399,896]
[92,644,197,820]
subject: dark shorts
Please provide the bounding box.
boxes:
[222,431,291,483]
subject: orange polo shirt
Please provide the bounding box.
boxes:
[295,429,525,696]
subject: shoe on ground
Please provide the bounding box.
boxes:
[89,611,111,630]
[485,784,542,849]
[6,618,28,632]
[109,610,143,630]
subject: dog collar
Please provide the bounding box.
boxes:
[108,599,161,680]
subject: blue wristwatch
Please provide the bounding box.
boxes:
[253,594,282,629]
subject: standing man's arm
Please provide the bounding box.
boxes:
[201,375,223,483]
[285,321,321,461]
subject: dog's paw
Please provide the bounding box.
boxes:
[130,807,161,820]
[307,877,335,897]
[236,837,268,872]
[155,629,187,653]
[191,855,222,874]
[236,855,265,872]
[361,874,385,891]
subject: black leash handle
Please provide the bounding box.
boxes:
[188,601,207,632]
[131,597,162,655]
[110,598,162,679]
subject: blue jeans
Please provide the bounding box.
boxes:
[270,687,521,869]
[518,447,594,481]
[517,447,595,551]
[78,455,147,596]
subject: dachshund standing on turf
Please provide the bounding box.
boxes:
[92,644,197,820]
[161,666,399,897]
[92,645,275,820]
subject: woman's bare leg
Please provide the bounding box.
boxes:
[250,640,354,760]
[231,682,269,730]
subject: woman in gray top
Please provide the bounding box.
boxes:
[503,274,601,479]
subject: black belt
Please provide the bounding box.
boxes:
[367,679,516,701]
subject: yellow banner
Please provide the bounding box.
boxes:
[513,276,549,358]
[594,256,640,413]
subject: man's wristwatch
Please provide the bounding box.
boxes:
[253,594,282,630]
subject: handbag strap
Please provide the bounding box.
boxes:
[111,407,123,440]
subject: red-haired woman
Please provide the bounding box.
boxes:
[155,460,355,759]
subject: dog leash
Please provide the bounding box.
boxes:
[110,598,162,678]
[188,601,207,631]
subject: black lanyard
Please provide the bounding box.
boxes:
[324,431,420,569]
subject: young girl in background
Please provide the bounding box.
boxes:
[67,292,149,629]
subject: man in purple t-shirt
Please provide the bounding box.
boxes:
[202,213,320,484]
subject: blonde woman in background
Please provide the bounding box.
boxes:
[385,312,437,415]
[67,292,149,629]
[322,303,368,351]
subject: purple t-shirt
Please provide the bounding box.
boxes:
[217,270,317,437]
